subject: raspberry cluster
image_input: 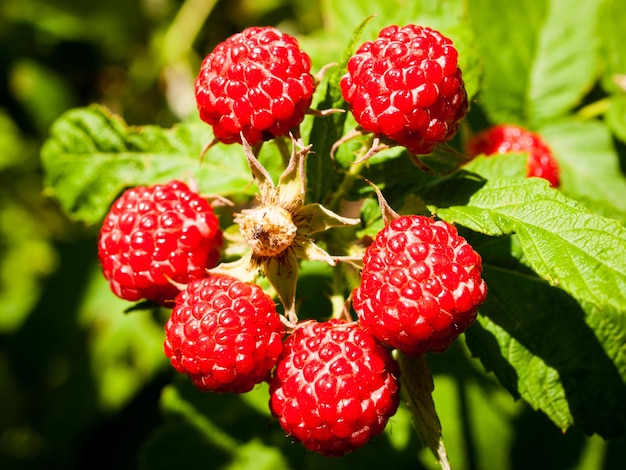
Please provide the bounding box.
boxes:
[340,24,468,155]
[195,26,316,145]
[467,124,560,187]
[96,21,488,459]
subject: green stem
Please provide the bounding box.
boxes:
[576,97,611,120]
[397,353,451,470]
[161,0,219,64]
[162,385,238,454]
[329,262,351,321]
[327,159,367,214]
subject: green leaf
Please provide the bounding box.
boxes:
[141,383,290,470]
[9,59,78,134]
[0,199,57,332]
[432,177,626,311]
[462,153,528,181]
[525,0,601,125]
[469,0,546,124]
[223,439,291,470]
[41,104,254,224]
[0,109,35,171]
[469,0,600,126]
[398,354,451,470]
[78,267,167,410]
[607,94,626,144]
[305,16,371,204]
[539,119,626,220]
[598,0,626,94]
[427,177,626,436]
[423,342,526,470]
[464,260,626,438]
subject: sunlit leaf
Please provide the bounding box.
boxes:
[432,178,626,311]
[41,105,255,224]
[469,0,600,126]
[539,119,626,220]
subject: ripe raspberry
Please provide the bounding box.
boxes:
[164,275,284,393]
[98,180,223,305]
[195,26,316,145]
[340,24,468,155]
[467,124,560,187]
[269,319,400,457]
[353,215,487,355]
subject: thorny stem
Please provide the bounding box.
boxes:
[351,137,391,164]
[329,267,357,322]
[330,257,348,320]
[330,293,347,321]
[330,294,354,322]
[330,127,363,159]
[330,255,363,270]
[306,108,346,118]
[327,131,392,214]
[199,137,218,163]
[240,134,275,192]
[314,62,339,85]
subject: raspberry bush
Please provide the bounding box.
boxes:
[3,0,626,469]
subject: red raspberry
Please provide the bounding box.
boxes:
[467,124,560,187]
[353,215,487,355]
[164,275,284,393]
[98,180,222,305]
[195,26,316,145]
[269,319,400,457]
[340,24,468,155]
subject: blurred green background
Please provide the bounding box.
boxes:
[1,0,625,469]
